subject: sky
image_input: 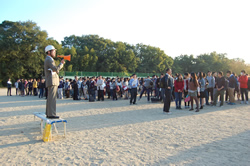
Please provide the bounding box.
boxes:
[1,0,250,63]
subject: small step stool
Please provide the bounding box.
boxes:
[33,112,67,139]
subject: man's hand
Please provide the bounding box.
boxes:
[198,92,200,96]
[61,59,65,64]
[168,87,171,89]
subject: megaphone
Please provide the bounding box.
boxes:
[57,55,71,61]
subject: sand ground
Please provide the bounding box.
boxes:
[0,88,249,166]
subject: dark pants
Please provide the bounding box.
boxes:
[130,88,137,104]
[207,88,214,102]
[7,88,11,96]
[163,89,172,112]
[29,88,32,96]
[139,86,151,101]
[175,92,182,107]
[240,88,248,101]
[98,90,104,101]
[39,88,44,98]
[113,90,117,100]
[33,88,37,96]
[16,88,18,95]
[204,89,209,105]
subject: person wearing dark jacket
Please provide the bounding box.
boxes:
[7,78,12,96]
[163,68,174,114]
[212,72,225,107]
[226,71,236,105]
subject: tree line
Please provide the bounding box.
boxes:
[0,20,249,86]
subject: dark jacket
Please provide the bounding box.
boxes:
[228,75,236,88]
[216,77,225,89]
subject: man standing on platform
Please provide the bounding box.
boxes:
[162,68,174,114]
[44,45,65,119]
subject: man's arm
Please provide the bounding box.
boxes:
[46,58,64,74]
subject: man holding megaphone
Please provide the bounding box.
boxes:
[44,45,65,119]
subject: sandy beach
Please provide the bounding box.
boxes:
[0,88,249,166]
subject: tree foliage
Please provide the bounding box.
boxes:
[0,20,249,86]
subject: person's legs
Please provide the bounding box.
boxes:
[161,88,165,101]
[163,90,171,112]
[240,88,244,101]
[205,89,209,105]
[98,90,101,101]
[220,90,224,106]
[190,96,194,109]
[174,92,179,108]
[228,87,235,103]
[213,90,219,106]
[194,96,199,111]
[147,88,151,101]
[101,90,104,101]
[139,87,146,99]
[179,92,182,108]
[46,86,57,117]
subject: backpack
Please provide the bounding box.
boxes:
[248,78,250,90]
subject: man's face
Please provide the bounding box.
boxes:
[50,49,56,58]
[133,75,136,79]
[168,69,172,75]
[208,72,211,76]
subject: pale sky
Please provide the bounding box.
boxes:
[1,0,250,63]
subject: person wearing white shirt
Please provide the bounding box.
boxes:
[7,78,12,96]
[15,80,19,95]
[97,76,105,101]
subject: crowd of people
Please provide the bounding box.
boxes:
[6,69,250,113]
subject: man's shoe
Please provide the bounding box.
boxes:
[241,101,244,104]
[189,108,194,111]
[138,98,141,101]
[167,112,172,115]
[47,116,59,119]
[246,101,248,104]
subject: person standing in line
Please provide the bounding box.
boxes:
[206,71,215,105]
[44,45,65,119]
[138,76,153,102]
[97,75,105,101]
[162,68,174,114]
[77,77,83,99]
[58,77,64,99]
[15,79,19,95]
[188,72,200,112]
[211,71,226,107]
[174,74,184,109]
[198,72,206,109]
[33,79,38,96]
[28,79,33,96]
[7,78,12,96]
[159,73,165,102]
[226,71,236,105]
[129,74,139,105]
[111,78,118,101]
[20,79,25,97]
[238,70,248,104]
[183,73,190,108]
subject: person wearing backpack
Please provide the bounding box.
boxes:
[138,76,153,102]
[238,70,248,104]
